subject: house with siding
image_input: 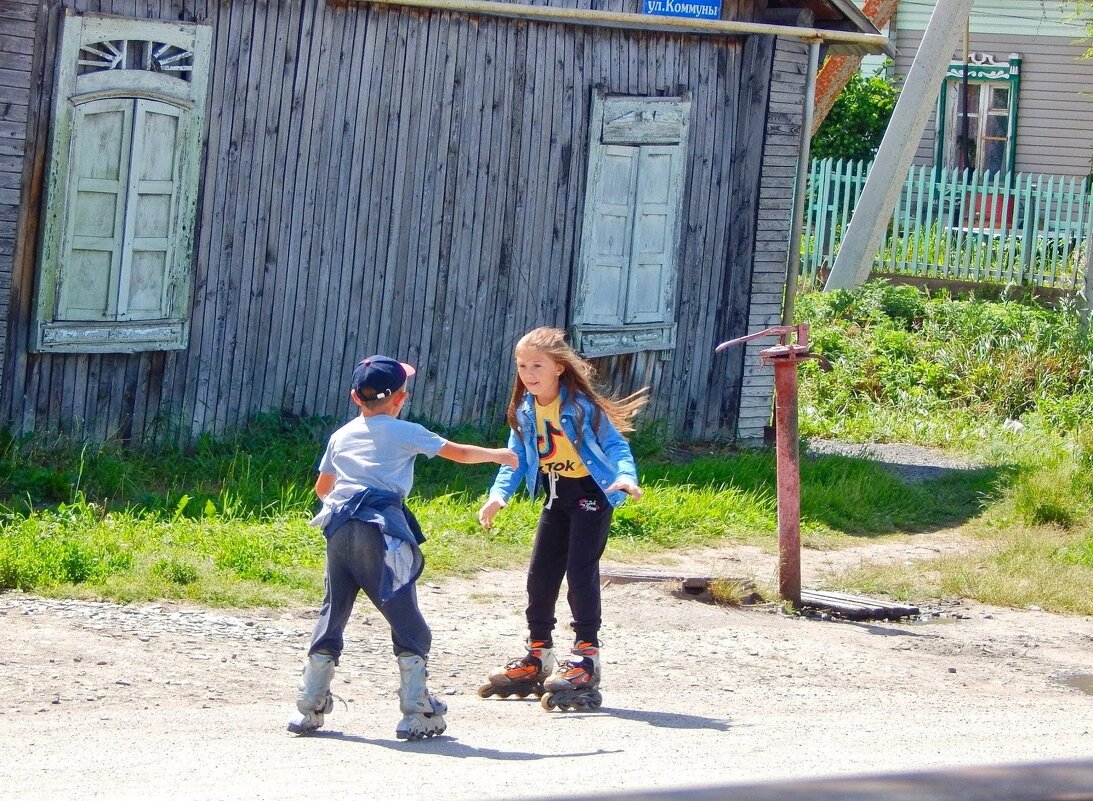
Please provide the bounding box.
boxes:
[0,0,883,445]
[883,0,1092,178]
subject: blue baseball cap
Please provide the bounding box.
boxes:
[352,355,416,401]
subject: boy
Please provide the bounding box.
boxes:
[289,355,517,739]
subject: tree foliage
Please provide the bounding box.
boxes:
[1062,0,1093,57]
[811,67,901,162]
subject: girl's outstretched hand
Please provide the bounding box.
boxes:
[606,477,642,500]
[478,498,504,529]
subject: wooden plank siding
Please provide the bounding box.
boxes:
[737,35,806,440]
[893,28,1093,178]
[2,0,803,444]
[0,0,39,398]
[894,0,1084,37]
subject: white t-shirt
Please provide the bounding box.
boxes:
[310,414,447,527]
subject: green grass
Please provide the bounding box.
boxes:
[795,281,1093,447]
[0,411,1002,607]
[793,283,1093,613]
[2,284,1091,613]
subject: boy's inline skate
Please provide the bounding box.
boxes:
[287,651,336,734]
[541,641,602,711]
[478,640,555,699]
[396,653,448,740]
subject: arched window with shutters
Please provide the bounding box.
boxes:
[33,13,211,352]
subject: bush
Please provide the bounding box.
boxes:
[0,499,133,590]
[812,66,901,161]
[796,283,1093,444]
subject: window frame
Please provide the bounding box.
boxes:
[935,52,1021,175]
[572,89,691,358]
[33,12,211,353]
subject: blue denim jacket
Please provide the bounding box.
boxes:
[488,387,638,509]
[322,486,425,601]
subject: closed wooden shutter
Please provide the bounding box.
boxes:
[573,90,691,357]
[583,146,639,325]
[58,98,133,322]
[626,146,683,324]
[120,100,183,320]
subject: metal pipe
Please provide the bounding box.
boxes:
[716,324,821,609]
[781,38,821,327]
[772,359,802,607]
[353,0,891,51]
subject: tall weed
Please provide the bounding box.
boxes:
[796,283,1093,445]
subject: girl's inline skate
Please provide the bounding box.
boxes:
[540,641,602,711]
[478,640,555,699]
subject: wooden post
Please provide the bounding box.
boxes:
[1085,228,1093,325]
[824,0,975,291]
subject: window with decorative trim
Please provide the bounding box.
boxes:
[572,89,691,358]
[34,13,211,353]
[936,53,1021,174]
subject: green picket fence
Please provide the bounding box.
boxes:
[802,158,1093,291]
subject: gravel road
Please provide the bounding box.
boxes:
[2,556,1091,801]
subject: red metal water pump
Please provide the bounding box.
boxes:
[715,323,831,607]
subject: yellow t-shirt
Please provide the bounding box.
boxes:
[534,397,590,478]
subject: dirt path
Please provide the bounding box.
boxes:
[2,540,1091,801]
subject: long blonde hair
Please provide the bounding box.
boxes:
[506,327,649,436]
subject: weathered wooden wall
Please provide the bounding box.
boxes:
[1,0,799,443]
[0,0,38,396]
[738,35,807,440]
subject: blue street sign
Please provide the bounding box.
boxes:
[642,0,722,20]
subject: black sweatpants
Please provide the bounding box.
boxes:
[525,474,613,647]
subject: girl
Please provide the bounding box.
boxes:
[477,327,646,710]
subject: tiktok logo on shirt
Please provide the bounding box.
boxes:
[538,420,576,473]
[537,420,562,460]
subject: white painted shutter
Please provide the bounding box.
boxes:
[574,91,690,355]
[119,100,182,320]
[625,146,681,324]
[583,146,639,325]
[57,98,133,321]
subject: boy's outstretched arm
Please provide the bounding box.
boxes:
[314,472,335,500]
[438,442,519,468]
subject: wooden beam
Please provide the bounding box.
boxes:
[350,0,890,50]
[825,0,975,291]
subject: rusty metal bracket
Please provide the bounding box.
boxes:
[716,322,828,607]
[716,323,832,371]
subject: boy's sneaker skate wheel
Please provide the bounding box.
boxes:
[286,710,322,734]
[396,710,447,740]
[286,694,335,734]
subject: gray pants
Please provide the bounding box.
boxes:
[307,519,432,662]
